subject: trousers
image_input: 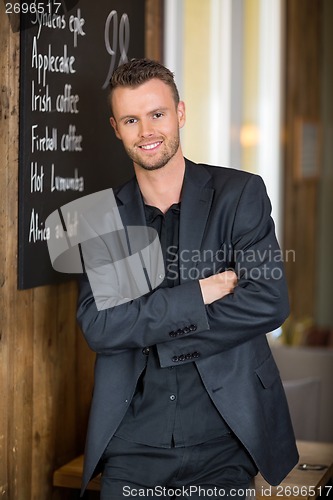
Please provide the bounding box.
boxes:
[99,433,258,500]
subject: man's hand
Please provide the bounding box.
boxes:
[199,270,238,305]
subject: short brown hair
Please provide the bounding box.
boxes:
[109,58,180,111]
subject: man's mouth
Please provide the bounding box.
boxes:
[139,141,162,150]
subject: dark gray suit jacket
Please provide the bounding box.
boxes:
[77,159,298,494]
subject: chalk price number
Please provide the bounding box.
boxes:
[6,1,61,14]
[102,10,130,89]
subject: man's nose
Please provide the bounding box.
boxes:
[139,119,154,137]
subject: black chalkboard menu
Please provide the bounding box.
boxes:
[18,0,145,289]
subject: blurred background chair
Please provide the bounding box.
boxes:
[271,344,333,442]
[282,377,321,441]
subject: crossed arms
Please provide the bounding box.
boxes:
[77,175,289,367]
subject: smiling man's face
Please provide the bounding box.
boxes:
[110,78,185,172]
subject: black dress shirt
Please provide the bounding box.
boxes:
[115,203,230,447]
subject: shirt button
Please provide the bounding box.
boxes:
[142,347,150,355]
[169,394,176,401]
[159,274,164,280]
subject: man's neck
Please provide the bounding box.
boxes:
[134,155,185,213]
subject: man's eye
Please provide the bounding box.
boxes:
[125,118,137,125]
[153,112,163,119]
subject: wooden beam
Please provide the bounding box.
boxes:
[145,0,164,61]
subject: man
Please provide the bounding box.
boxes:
[77,58,298,499]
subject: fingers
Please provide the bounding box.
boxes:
[199,269,238,305]
[214,270,238,288]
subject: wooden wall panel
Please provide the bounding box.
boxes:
[284,0,323,321]
[0,4,88,495]
[0,1,163,498]
[145,0,164,61]
[0,5,31,498]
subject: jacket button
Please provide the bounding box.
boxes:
[185,353,192,360]
[169,331,177,337]
[183,326,190,334]
[142,347,150,355]
[192,351,200,358]
[176,329,183,336]
[178,354,185,361]
[189,324,197,332]
[172,356,179,362]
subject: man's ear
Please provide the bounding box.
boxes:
[177,101,186,129]
[110,117,121,139]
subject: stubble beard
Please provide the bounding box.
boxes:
[126,135,180,172]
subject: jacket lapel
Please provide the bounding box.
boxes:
[116,177,147,229]
[115,177,165,291]
[115,160,215,285]
[179,160,214,283]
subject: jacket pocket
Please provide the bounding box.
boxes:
[255,354,280,389]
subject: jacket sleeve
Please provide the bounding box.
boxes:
[77,249,209,354]
[156,174,290,367]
